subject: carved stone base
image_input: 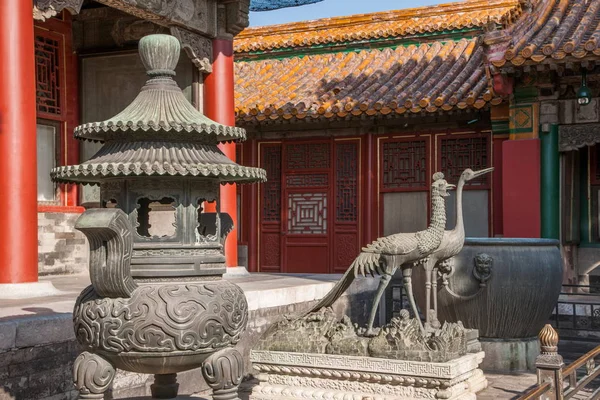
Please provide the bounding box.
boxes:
[250,350,487,400]
[479,337,540,372]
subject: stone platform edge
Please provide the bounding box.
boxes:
[251,350,486,379]
[0,273,378,352]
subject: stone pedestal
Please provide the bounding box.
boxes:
[250,350,487,400]
[480,337,539,372]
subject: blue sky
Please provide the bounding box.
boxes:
[249,0,449,26]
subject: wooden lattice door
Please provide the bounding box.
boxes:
[282,142,332,273]
[259,139,360,273]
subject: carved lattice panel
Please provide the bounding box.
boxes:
[286,143,330,169]
[336,142,358,222]
[286,174,328,187]
[262,145,282,222]
[334,233,358,269]
[262,233,281,267]
[382,140,427,190]
[287,192,327,234]
[440,136,489,186]
[35,33,62,116]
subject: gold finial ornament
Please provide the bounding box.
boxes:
[538,324,559,354]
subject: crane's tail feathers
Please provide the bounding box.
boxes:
[297,251,382,318]
[301,267,356,316]
[352,251,382,278]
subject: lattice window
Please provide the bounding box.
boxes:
[336,142,358,222]
[382,140,427,190]
[286,143,330,169]
[286,174,328,187]
[287,192,327,234]
[35,34,62,116]
[262,145,282,222]
[440,136,489,186]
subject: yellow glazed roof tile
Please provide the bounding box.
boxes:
[491,0,600,67]
[235,38,500,123]
[235,0,522,53]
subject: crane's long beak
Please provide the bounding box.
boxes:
[472,167,494,178]
[447,183,456,190]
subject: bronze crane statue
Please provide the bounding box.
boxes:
[420,167,494,330]
[304,173,454,336]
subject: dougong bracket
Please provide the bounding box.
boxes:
[75,208,138,298]
[33,0,84,21]
[170,27,213,73]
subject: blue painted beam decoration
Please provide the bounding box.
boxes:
[250,0,323,11]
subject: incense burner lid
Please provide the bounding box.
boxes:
[73,34,245,143]
[51,141,266,184]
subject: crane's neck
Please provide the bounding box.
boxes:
[417,189,447,253]
[430,191,447,233]
[452,179,466,238]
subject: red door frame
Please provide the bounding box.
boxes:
[254,136,363,273]
[435,131,493,237]
[377,134,433,237]
[256,141,283,273]
[34,12,81,212]
[280,139,333,273]
[376,130,495,238]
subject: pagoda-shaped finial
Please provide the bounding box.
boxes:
[138,34,180,77]
[61,33,253,145]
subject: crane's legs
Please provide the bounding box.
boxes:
[432,266,439,320]
[402,266,424,331]
[425,267,432,327]
[423,259,437,329]
[364,273,391,337]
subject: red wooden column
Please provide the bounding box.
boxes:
[0,0,39,284]
[204,38,238,267]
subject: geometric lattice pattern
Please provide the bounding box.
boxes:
[286,174,328,187]
[440,136,489,186]
[287,192,327,234]
[286,143,330,169]
[382,140,427,190]
[336,142,358,222]
[35,34,62,116]
[262,145,282,222]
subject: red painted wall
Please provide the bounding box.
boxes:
[492,137,506,236]
[502,139,541,238]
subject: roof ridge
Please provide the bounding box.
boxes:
[238,0,520,38]
[235,0,521,54]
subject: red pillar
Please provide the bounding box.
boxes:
[204,39,238,267]
[0,0,39,283]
